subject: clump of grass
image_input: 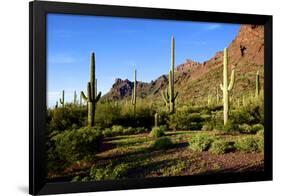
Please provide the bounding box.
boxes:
[188,134,214,152]
[149,126,165,138]
[90,162,130,180]
[209,140,235,154]
[252,124,264,134]
[152,137,173,150]
[234,136,261,152]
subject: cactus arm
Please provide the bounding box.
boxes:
[227,68,235,91]
[80,91,88,101]
[172,91,179,102]
[161,90,169,105]
[220,83,224,91]
[95,91,102,102]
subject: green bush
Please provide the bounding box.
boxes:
[50,127,102,165]
[95,102,122,128]
[209,140,235,154]
[169,111,204,130]
[90,162,130,180]
[252,124,264,133]
[257,135,264,153]
[222,121,239,133]
[201,123,214,131]
[111,125,124,135]
[238,123,252,133]
[188,134,214,152]
[256,129,264,137]
[149,127,165,138]
[234,136,260,152]
[152,137,173,150]
[47,105,87,133]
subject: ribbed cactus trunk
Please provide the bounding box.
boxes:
[59,90,65,107]
[169,36,175,113]
[81,52,101,127]
[131,69,137,117]
[255,70,260,99]
[154,113,159,127]
[220,48,235,125]
[161,36,178,114]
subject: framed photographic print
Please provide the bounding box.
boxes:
[29,1,272,195]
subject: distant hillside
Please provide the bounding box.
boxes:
[102,24,264,104]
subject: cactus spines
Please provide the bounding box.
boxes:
[80,52,101,127]
[154,113,159,127]
[161,35,179,114]
[220,48,235,125]
[59,90,65,107]
[131,68,137,116]
[255,70,260,99]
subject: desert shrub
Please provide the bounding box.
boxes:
[256,129,264,137]
[169,111,204,130]
[201,123,214,131]
[50,127,102,165]
[103,128,112,137]
[149,127,165,138]
[47,105,87,132]
[90,162,130,180]
[122,126,135,135]
[209,140,235,154]
[188,134,214,152]
[221,120,239,133]
[257,135,264,152]
[135,127,148,134]
[238,123,253,133]
[111,125,124,135]
[234,136,261,152]
[252,124,264,133]
[152,137,173,150]
[95,102,122,128]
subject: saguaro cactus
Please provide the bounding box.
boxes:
[59,90,65,107]
[161,36,179,114]
[74,91,77,105]
[81,52,101,127]
[220,48,235,125]
[55,101,58,109]
[255,70,260,99]
[154,113,159,127]
[131,69,137,116]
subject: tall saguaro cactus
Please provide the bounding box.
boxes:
[161,36,179,114]
[255,70,260,99]
[74,90,77,105]
[154,113,159,127]
[81,52,102,127]
[220,48,235,125]
[59,90,65,107]
[131,69,137,116]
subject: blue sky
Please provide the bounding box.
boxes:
[47,13,239,107]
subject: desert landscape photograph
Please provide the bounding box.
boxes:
[46,14,264,182]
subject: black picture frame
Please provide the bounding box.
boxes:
[29,1,273,195]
